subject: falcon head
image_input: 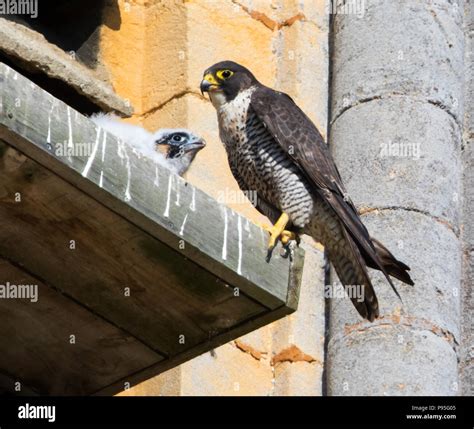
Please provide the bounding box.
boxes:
[154,129,206,175]
[200,61,258,103]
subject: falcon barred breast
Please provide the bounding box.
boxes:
[200,61,414,321]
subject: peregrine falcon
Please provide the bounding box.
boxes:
[200,61,414,321]
[91,113,206,176]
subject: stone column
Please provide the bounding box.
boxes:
[461,0,473,396]
[327,0,464,395]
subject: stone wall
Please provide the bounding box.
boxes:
[98,0,329,396]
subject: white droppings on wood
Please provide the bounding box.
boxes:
[164,174,173,217]
[98,130,108,187]
[46,100,58,144]
[67,106,74,149]
[131,147,142,158]
[124,157,132,202]
[46,110,52,144]
[117,138,125,165]
[175,179,181,207]
[180,213,188,236]
[101,130,107,163]
[117,139,132,202]
[154,165,160,187]
[222,206,228,261]
[237,215,243,275]
[82,128,101,178]
[190,187,196,212]
[244,218,252,238]
[13,72,18,80]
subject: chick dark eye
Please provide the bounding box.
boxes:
[172,135,183,142]
[221,70,232,79]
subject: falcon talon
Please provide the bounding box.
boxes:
[280,243,294,261]
[266,239,279,258]
[265,248,274,263]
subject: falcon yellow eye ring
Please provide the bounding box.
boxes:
[217,69,234,80]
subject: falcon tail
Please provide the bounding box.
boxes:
[328,229,380,322]
[365,238,414,286]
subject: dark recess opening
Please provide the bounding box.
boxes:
[0,0,122,115]
[0,52,102,116]
[17,0,107,56]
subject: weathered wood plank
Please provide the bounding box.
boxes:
[0,61,300,310]
[0,142,268,356]
[0,258,161,395]
[93,305,295,396]
[0,61,304,394]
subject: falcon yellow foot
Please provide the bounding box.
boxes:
[260,213,296,261]
[281,230,296,245]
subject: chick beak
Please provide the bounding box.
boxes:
[182,138,206,153]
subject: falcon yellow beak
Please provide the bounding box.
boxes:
[200,73,220,94]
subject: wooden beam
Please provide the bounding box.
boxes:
[0,258,161,395]
[0,62,300,310]
[0,61,304,395]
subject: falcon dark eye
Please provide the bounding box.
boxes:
[172,135,183,142]
[217,69,234,80]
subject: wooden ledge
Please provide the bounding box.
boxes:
[0,62,304,395]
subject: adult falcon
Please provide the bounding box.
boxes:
[200,61,414,322]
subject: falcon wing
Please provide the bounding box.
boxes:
[250,86,403,295]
